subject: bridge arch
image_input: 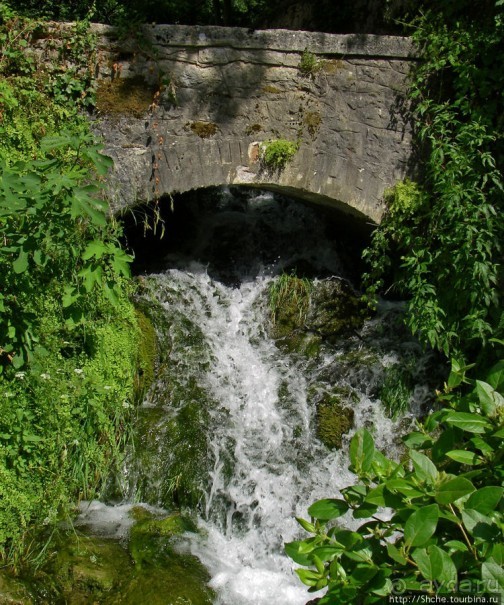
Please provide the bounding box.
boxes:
[88,24,416,223]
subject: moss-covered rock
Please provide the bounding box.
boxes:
[312,387,357,449]
[0,572,35,604]
[268,275,366,355]
[306,278,365,342]
[12,512,214,605]
[95,76,158,118]
[133,307,158,401]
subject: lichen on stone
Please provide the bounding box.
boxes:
[187,121,218,138]
[95,76,158,117]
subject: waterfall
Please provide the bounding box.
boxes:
[79,188,439,604]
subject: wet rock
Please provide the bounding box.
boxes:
[311,386,357,449]
[0,573,34,604]
[306,278,365,342]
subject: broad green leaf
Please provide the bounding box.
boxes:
[365,483,387,507]
[82,240,108,260]
[13,249,28,273]
[311,546,343,562]
[349,428,375,474]
[353,502,378,519]
[284,541,313,565]
[387,543,407,565]
[308,498,348,520]
[443,412,491,433]
[476,380,504,416]
[412,547,438,581]
[410,449,439,483]
[445,450,480,465]
[435,477,475,505]
[444,540,468,553]
[404,504,439,547]
[295,568,320,587]
[465,486,503,515]
[461,509,499,541]
[481,559,504,593]
[332,530,363,550]
[386,478,424,499]
[486,360,504,391]
[403,431,432,449]
[349,564,379,586]
[343,542,373,564]
[431,428,457,462]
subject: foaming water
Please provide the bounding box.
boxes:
[100,189,438,604]
[142,265,411,605]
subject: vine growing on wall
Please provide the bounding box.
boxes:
[362,2,504,360]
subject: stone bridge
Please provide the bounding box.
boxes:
[90,24,417,223]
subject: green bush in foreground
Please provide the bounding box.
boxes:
[287,358,504,603]
[0,8,143,570]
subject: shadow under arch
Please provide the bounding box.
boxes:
[119,185,372,287]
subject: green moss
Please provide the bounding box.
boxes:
[133,308,158,401]
[187,121,218,138]
[245,123,263,135]
[323,59,345,73]
[261,85,282,94]
[314,387,357,449]
[15,524,215,605]
[303,111,322,137]
[95,76,158,117]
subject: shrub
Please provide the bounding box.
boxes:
[260,139,299,170]
[299,48,324,76]
[286,358,504,603]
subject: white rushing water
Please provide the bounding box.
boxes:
[82,189,437,604]
[144,265,415,605]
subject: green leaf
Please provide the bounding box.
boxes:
[349,565,379,586]
[387,543,407,565]
[308,498,348,521]
[353,502,378,519]
[435,477,475,505]
[410,449,439,483]
[13,249,29,273]
[465,487,503,515]
[404,504,439,548]
[386,478,424,500]
[413,545,458,586]
[443,412,491,433]
[445,450,480,465]
[284,541,314,566]
[461,509,499,541]
[349,428,375,474]
[476,380,504,416]
[82,240,108,260]
[481,559,504,593]
[486,360,504,391]
[311,546,343,562]
[296,517,316,533]
[412,547,438,581]
[295,568,321,587]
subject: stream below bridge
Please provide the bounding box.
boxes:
[76,187,440,605]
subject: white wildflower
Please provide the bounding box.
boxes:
[15,371,26,379]
[40,373,51,380]
[74,368,84,375]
